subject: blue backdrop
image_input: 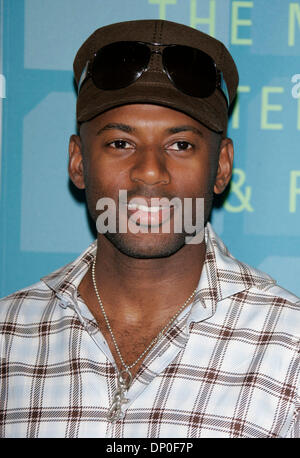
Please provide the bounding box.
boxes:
[1,0,300,297]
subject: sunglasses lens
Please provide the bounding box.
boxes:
[163,46,217,98]
[92,42,150,90]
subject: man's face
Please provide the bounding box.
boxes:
[69,104,233,258]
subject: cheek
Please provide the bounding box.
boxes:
[196,152,219,192]
[83,152,130,200]
[172,162,216,197]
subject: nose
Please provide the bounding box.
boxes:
[130,146,170,186]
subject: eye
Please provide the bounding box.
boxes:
[108,140,133,149]
[167,141,193,151]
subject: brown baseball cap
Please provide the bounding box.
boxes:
[73,20,238,133]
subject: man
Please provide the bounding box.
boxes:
[0,20,299,438]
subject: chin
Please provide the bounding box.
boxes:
[103,232,187,259]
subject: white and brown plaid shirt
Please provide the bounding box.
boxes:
[1,223,299,438]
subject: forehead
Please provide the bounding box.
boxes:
[80,104,216,139]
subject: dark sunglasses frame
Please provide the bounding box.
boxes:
[77,41,229,106]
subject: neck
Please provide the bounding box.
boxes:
[85,234,206,324]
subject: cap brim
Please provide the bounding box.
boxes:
[77,77,227,133]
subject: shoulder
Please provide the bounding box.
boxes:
[235,260,300,312]
[206,223,300,336]
[0,279,58,325]
[226,265,300,346]
[0,240,97,325]
[229,254,300,333]
[0,279,54,304]
[256,282,300,306]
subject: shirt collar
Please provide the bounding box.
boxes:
[188,223,276,323]
[41,223,275,318]
[41,241,97,306]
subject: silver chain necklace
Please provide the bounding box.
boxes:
[91,258,197,422]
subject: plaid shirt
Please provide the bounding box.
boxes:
[0,223,299,438]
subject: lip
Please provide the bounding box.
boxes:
[119,197,176,228]
[127,204,174,227]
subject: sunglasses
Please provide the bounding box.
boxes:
[78,41,229,105]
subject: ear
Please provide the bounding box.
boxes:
[214,137,234,194]
[68,134,85,189]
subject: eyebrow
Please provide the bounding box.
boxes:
[96,123,135,136]
[167,125,204,137]
[95,123,204,137]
